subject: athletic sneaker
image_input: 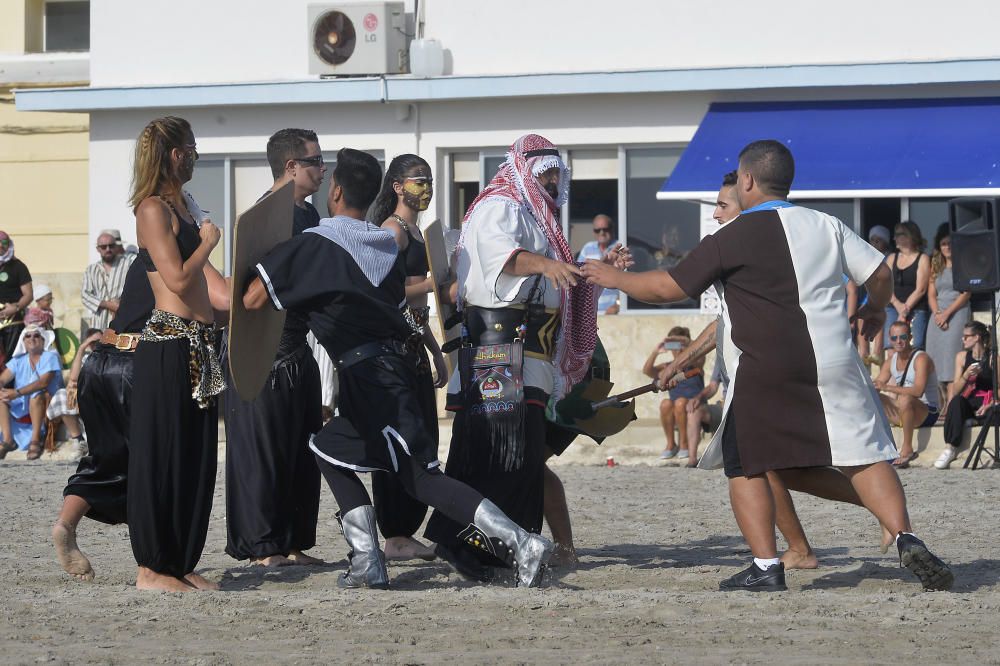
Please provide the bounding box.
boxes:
[896,533,954,591]
[719,561,787,592]
[934,447,958,470]
[659,448,678,460]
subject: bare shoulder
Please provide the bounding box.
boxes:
[135,196,171,227]
[380,217,408,249]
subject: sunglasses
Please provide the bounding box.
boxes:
[294,155,325,167]
[890,334,911,341]
[96,244,118,250]
[24,333,43,340]
[593,227,612,234]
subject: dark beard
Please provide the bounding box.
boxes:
[543,182,559,200]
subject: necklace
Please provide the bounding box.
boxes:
[390,213,410,232]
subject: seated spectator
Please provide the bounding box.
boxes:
[0,324,63,460]
[24,283,55,329]
[684,353,727,467]
[0,230,33,368]
[577,214,621,314]
[642,326,704,461]
[936,321,994,469]
[874,321,939,468]
[46,329,102,461]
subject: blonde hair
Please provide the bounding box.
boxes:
[128,116,192,213]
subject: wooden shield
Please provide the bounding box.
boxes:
[423,218,460,375]
[227,181,294,401]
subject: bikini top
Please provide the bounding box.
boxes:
[138,196,201,272]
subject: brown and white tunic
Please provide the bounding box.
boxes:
[670,201,897,475]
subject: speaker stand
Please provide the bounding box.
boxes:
[962,294,1000,470]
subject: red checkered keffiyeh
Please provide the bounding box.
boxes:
[458,134,598,399]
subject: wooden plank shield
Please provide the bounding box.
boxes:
[423,218,460,375]
[227,181,294,401]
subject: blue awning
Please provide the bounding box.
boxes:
[658,97,1000,200]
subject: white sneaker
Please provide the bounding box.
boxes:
[933,447,958,470]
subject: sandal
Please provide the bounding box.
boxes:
[0,440,16,460]
[892,453,916,468]
[26,440,43,461]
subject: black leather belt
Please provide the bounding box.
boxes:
[333,339,407,371]
[464,306,559,359]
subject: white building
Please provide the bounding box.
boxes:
[15,0,1000,412]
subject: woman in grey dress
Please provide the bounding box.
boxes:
[925,223,971,401]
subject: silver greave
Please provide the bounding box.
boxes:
[472,499,553,587]
[337,505,389,590]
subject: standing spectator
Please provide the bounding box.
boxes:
[643,327,704,461]
[0,231,34,368]
[936,321,995,469]
[577,214,621,314]
[81,229,135,332]
[874,321,939,467]
[857,225,892,365]
[0,324,63,459]
[24,284,56,329]
[885,221,931,350]
[925,223,971,402]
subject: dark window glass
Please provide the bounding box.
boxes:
[45,1,90,52]
[568,179,617,256]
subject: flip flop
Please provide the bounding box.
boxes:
[892,454,914,468]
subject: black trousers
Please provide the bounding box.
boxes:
[0,322,23,367]
[943,393,986,446]
[223,346,322,560]
[372,348,439,539]
[63,344,133,525]
[424,399,546,558]
[128,338,217,578]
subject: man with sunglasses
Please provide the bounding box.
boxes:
[576,214,621,314]
[222,128,327,568]
[874,321,939,468]
[81,229,134,332]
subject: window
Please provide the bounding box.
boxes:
[625,147,699,310]
[44,1,89,52]
[907,198,951,248]
[567,150,618,256]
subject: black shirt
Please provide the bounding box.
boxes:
[257,233,409,358]
[109,258,154,334]
[0,258,31,308]
[276,201,322,357]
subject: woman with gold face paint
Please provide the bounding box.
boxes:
[367,154,448,562]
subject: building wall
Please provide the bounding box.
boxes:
[89,0,1000,86]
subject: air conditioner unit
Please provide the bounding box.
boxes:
[308,3,408,76]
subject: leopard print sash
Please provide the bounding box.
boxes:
[141,309,225,409]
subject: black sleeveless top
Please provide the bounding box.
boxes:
[962,349,994,394]
[137,197,201,272]
[402,234,429,278]
[108,259,154,334]
[891,253,929,312]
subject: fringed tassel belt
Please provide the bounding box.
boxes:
[141,309,225,409]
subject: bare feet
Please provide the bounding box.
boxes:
[549,543,580,569]
[251,554,294,567]
[880,526,895,554]
[780,547,819,570]
[184,572,221,591]
[287,550,326,566]
[51,521,94,581]
[384,536,436,561]
[135,567,196,592]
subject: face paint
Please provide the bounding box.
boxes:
[401,179,432,211]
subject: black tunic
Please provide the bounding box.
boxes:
[223,202,323,561]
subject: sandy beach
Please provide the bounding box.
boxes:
[2,453,998,664]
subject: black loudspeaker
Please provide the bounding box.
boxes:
[950,197,1000,293]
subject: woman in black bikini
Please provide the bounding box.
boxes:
[127,116,229,592]
[885,221,931,351]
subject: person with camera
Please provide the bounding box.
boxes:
[643,326,704,464]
